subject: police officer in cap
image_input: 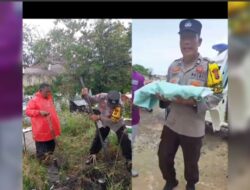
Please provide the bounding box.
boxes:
[82,88,132,170]
[157,19,223,190]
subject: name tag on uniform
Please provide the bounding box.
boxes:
[197,73,206,81]
[191,72,197,79]
[190,65,206,81]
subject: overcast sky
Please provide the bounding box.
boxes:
[23,19,227,76]
[132,19,228,75]
[24,19,131,38]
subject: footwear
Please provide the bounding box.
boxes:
[186,184,195,190]
[85,154,96,165]
[163,180,178,190]
[131,169,139,177]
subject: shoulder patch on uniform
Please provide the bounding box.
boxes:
[171,58,182,66]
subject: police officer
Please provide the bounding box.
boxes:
[157,19,223,190]
[82,88,132,170]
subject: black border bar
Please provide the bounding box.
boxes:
[23,1,228,19]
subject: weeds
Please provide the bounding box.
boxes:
[23,110,131,189]
[23,152,49,190]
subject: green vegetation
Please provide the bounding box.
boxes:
[132,64,152,77]
[24,19,131,98]
[23,111,131,190]
[23,19,132,189]
[23,153,49,190]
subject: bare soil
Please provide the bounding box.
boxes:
[132,107,228,190]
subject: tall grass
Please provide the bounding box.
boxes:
[23,152,49,190]
[23,110,131,189]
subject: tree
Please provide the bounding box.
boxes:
[132,64,151,76]
[23,19,132,97]
[23,23,42,66]
[87,20,131,93]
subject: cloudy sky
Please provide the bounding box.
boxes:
[23,19,227,75]
[132,19,228,75]
[24,19,131,38]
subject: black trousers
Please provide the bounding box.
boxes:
[35,140,56,160]
[90,126,132,160]
[158,126,203,186]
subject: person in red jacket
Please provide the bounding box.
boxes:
[26,83,61,160]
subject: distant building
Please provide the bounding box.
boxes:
[144,74,166,81]
[23,61,66,87]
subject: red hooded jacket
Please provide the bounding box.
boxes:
[26,92,61,142]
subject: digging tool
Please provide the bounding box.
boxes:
[79,77,110,163]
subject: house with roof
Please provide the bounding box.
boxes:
[23,61,66,87]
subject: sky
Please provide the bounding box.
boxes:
[23,19,228,76]
[132,19,228,75]
[24,19,131,38]
[24,19,56,38]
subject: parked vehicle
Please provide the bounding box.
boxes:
[205,43,228,134]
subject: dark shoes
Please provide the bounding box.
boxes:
[163,180,179,190]
[186,184,195,190]
[163,180,195,190]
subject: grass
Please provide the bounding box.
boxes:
[23,110,131,190]
[123,101,131,119]
[23,153,49,190]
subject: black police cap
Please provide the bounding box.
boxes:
[179,19,202,36]
[107,90,120,105]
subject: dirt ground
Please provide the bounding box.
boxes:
[132,107,228,190]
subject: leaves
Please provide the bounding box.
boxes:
[132,64,152,76]
[24,19,131,96]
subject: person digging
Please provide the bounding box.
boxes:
[82,88,132,171]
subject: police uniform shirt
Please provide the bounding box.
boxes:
[165,55,223,137]
[88,93,125,132]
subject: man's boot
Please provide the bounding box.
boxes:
[162,180,178,190]
[186,183,195,190]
